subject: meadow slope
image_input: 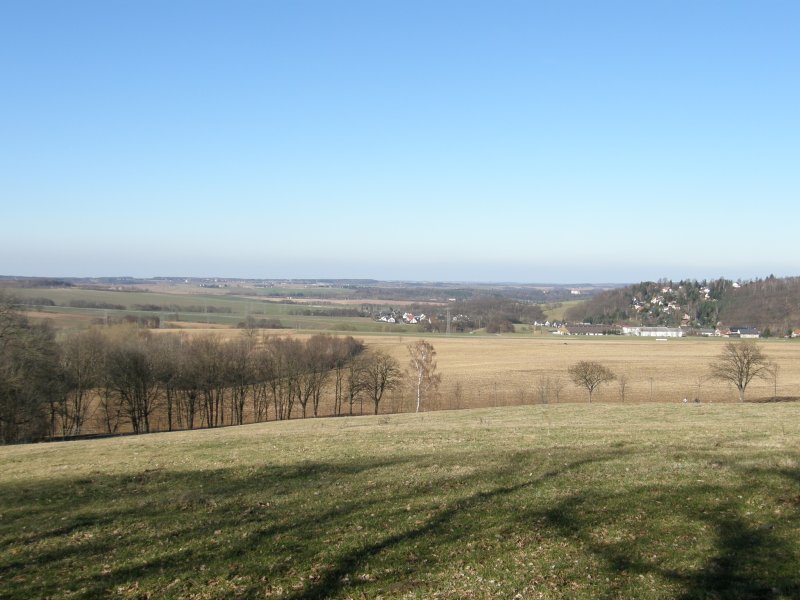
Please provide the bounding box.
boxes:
[2,403,799,598]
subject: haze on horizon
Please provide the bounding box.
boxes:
[1,2,798,284]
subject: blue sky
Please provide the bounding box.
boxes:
[1,1,798,283]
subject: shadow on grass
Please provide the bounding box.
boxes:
[289,453,616,599]
[533,467,800,599]
[1,449,799,598]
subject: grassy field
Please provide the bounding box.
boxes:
[541,300,584,322]
[124,332,800,420]
[307,335,800,411]
[365,335,800,407]
[30,326,798,434]
[1,403,798,598]
[7,286,395,332]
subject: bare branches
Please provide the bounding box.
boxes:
[407,340,441,413]
[709,341,770,402]
[568,361,615,403]
[362,351,401,415]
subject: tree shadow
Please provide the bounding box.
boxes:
[1,446,798,598]
[288,452,620,599]
[531,471,800,599]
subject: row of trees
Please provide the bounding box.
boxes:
[1,293,444,444]
[3,286,773,443]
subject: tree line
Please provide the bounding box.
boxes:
[1,293,444,444]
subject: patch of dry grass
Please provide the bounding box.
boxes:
[2,403,799,598]
[362,336,800,409]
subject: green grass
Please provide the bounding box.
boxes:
[245,286,356,300]
[6,287,400,332]
[542,299,585,322]
[2,404,799,598]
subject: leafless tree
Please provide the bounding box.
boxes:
[151,333,186,432]
[185,335,227,427]
[346,355,367,415]
[58,328,105,435]
[363,350,402,415]
[0,293,61,443]
[550,376,565,403]
[535,376,550,404]
[451,380,464,409]
[767,361,780,398]
[227,338,255,425]
[407,340,441,413]
[262,336,302,420]
[103,331,163,434]
[250,342,273,423]
[173,337,201,430]
[568,360,615,403]
[617,373,628,403]
[709,340,770,402]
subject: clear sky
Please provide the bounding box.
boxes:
[1,1,798,283]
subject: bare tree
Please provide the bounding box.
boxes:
[152,333,182,431]
[346,355,367,415]
[58,328,105,436]
[362,351,401,415]
[250,343,273,423]
[262,336,302,420]
[227,338,255,425]
[568,361,615,403]
[535,375,555,404]
[709,340,770,402]
[103,331,163,434]
[451,380,464,409]
[692,374,707,403]
[407,340,441,413]
[767,361,780,398]
[0,293,61,443]
[617,373,628,403]
[550,376,565,403]
[186,335,227,427]
[174,338,201,430]
[535,375,566,404]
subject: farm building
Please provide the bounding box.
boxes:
[563,324,621,336]
[635,327,684,338]
[728,326,760,339]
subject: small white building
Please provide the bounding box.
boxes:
[637,327,684,338]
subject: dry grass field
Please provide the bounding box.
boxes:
[2,403,799,598]
[147,330,800,417]
[363,335,800,410]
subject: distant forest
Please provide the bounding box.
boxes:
[566,276,800,335]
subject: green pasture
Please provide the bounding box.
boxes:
[245,286,356,299]
[4,286,397,332]
[542,300,584,322]
[1,403,798,598]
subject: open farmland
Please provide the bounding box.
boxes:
[141,332,800,416]
[363,335,800,408]
[1,403,799,598]
[8,285,392,332]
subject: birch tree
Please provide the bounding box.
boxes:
[407,340,441,413]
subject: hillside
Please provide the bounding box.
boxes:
[566,276,800,334]
[2,404,798,598]
[717,276,800,335]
